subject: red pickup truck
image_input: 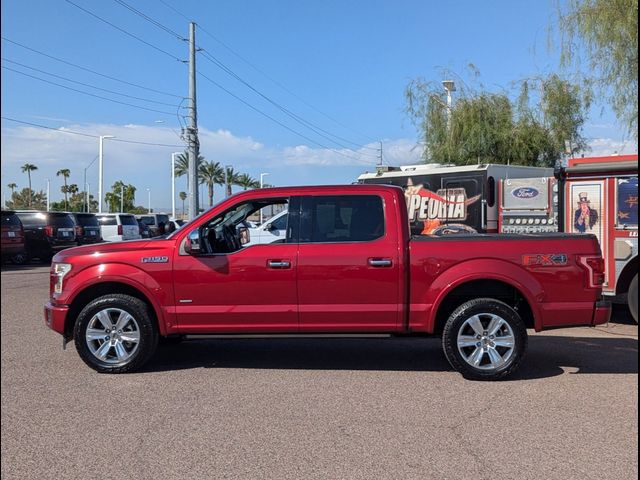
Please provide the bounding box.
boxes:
[45,185,611,380]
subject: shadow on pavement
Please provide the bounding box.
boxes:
[144,334,638,380]
[0,260,49,272]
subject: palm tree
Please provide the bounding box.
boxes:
[7,182,17,200]
[179,191,187,217]
[198,160,224,207]
[235,173,260,190]
[224,166,240,197]
[21,163,38,208]
[174,151,205,188]
[56,168,71,210]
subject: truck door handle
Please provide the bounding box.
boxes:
[368,258,392,267]
[268,260,291,269]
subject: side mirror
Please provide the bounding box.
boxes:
[184,229,202,255]
[238,226,250,245]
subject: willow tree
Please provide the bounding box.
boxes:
[556,0,638,139]
[404,73,589,167]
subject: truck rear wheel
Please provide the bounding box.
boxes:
[442,298,528,381]
[628,274,638,323]
[74,294,158,373]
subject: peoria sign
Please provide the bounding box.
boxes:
[405,183,481,223]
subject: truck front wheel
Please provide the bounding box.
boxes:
[442,298,528,381]
[74,294,159,373]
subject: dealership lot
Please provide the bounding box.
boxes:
[1,264,637,480]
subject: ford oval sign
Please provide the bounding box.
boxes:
[512,187,539,199]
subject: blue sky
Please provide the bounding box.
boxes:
[1,0,636,211]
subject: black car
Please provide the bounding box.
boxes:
[137,219,152,239]
[15,211,77,262]
[1,210,27,264]
[136,213,171,237]
[71,213,103,245]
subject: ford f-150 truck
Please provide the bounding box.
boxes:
[44,185,611,380]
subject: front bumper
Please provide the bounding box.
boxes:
[44,302,69,335]
[592,300,612,326]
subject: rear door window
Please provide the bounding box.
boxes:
[97,216,117,226]
[16,212,47,227]
[301,195,385,243]
[1,212,21,227]
[119,215,138,226]
[157,215,169,225]
[139,216,155,225]
[75,214,99,227]
[49,213,75,228]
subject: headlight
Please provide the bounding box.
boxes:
[52,263,72,294]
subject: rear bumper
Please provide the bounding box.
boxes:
[592,300,612,326]
[44,302,69,335]
[1,244,25,256]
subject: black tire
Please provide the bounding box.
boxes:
[442,298,528,381]
[10,252,28,265]
[628,274,638,324]
[74,294,158,373]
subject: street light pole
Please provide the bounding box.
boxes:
[171,152,179,218]
[83,155,98,213]
[259,172,270,224]
[147,188,151,213]
[442,80,456,131]
[86,183,91,212]
[121,184,125,213]
[98,135,115,213]
[46,178,50,211]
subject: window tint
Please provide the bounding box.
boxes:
[74,214,99,227]
[49,213,75,228]
[157,215,169,225]
[306,195,384,243]
[1,212,21,226]
[97,215,117,226]
[16,212,47,227]
[119,215,138,226]
[139,216,155,225]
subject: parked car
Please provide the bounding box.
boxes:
[15,211,76,262]
[96,213,141,242]
[137,219,152,239]
[1,210,26,264]
[246,209,288,246]
[136,213,171,237]
[45,185,610,378]
[71,213,103,246]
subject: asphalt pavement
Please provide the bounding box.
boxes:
[1,264,638,480]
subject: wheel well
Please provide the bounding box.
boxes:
[65,282,159,338]
[615,256,638,296]
[433,280,535,334]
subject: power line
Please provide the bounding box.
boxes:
[1,116,184,148]
[1,37,183,98]
[1,58,180,107]
[112,0,184,40]
[2,65,177,116]
[157,0,377,143]
[199,50,379,157]
[198,72,376,165]
[63,0,183,62]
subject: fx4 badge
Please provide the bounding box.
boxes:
[141,256,169,263]
[522,254,568,266]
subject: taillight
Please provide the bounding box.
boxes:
[44,225,54,237]
[578,255,605,288]
[118,225,123,235]
[75,226,84,236]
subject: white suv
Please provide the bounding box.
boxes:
[96,213,142,242]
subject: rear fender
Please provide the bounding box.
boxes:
[62,263,172,336]
[422,259,544,332]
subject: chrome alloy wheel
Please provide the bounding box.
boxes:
[85,308,141,365]
[456,313,515,370]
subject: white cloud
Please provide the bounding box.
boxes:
[585,137,638,157]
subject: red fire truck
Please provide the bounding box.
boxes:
[498,154,638,322]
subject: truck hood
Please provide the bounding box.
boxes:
[52,239,155,262]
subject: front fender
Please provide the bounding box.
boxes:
[58,263,171,335]
[421,258,545,332]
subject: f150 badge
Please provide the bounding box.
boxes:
[141,256,169,263]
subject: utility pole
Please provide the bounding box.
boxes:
[46,179,50,211]
[121,184,124,213]
[378,141,383,165]
[187,22,200,220]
